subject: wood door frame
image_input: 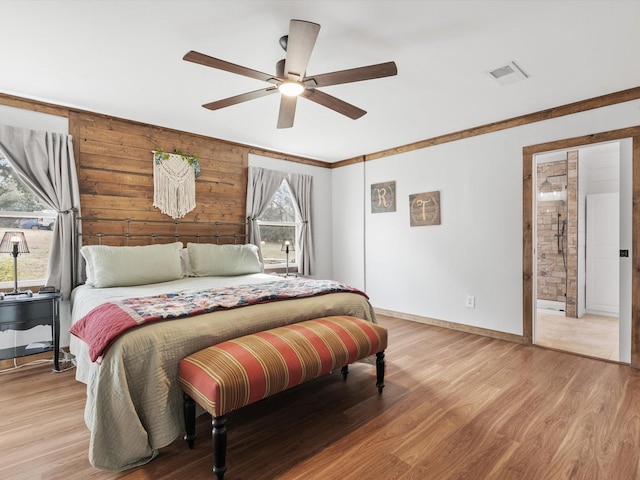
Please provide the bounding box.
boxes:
[522,127,640,367]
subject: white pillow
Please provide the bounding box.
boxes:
[80,242,183,288]
[187,243,264,276]
[82,247,96,286]
[180,248,194,277]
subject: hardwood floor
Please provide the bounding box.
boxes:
[536,310,619,361]
[3,315,640,479]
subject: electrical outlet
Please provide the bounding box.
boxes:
[466,295,475,308]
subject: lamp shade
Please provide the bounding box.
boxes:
[281,239,295,252]
[0,231,30,254]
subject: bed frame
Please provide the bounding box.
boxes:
[75,216,249,246]
[73,215,250,287]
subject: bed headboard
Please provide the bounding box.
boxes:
[76,216,249,247]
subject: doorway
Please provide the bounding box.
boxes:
[525,139,632,362]
[533,143,621,361]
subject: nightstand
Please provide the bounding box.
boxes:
[0,292,62,371]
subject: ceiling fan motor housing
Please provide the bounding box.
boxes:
[276,58,286,78]
[279,35,288,51]
[183,19,397,128]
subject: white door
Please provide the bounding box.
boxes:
[586,193,619,314]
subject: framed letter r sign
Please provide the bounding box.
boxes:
[371,181,396,213]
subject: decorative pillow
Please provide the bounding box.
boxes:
[180,248,194,277]
[187,243,264,276]
[82,247,96,286]
[80,242,183,288]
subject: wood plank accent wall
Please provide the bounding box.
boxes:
[565,151,579,318]
[70,110,249,243]
[0,93,329,246]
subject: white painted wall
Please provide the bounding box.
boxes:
[578,148,587,318]
[582,142,621,317]
[586,193,619,314]
[583,142,621,195]
[363,131,523,334]
[332,99,640,337]
[331,162,366,291]
[248,154,333,280]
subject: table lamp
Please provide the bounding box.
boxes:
[0,231,30,295]
[280,239,295,277]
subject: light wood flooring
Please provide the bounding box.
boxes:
[536,310,619,361]
[3,315,640,479]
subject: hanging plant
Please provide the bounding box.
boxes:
[154,147,201,178]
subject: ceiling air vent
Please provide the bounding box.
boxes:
[486,61,528,86]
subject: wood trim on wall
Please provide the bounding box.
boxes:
[522,152,534,345]
[247,147,330,169]
[0,93,331,246]
[522,127,640,367]
[0,93,331,169]
[0,92,70,117]
[3,88,639,172]
[374,308,524,345]
[333,86,640,169]
[633,136,640,367]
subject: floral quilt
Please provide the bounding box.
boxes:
[70,278,368,363]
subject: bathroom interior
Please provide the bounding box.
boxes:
[534,142,621,361]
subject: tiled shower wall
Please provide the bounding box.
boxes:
[537,160,568,304]
[565,150,579,318]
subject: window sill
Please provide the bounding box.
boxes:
[0,282,45,294]
[264,266,298,275]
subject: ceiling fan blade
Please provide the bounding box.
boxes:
[301,89,366,120]
[283,20,320,81]
[277,95,298,129]
[306,61,398,88]
[184,50,279,84]
[202,87,278,111]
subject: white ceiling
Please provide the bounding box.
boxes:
[2,1,639,163]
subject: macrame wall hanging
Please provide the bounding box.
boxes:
[152,149,201,219]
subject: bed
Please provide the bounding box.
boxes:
[69,240,376,472]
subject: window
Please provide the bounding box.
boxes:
[257,179,298,270]
[0,154,55,286]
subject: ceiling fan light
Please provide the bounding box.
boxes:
[278,81,304,96]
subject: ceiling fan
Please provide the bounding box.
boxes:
[183,19,398,129]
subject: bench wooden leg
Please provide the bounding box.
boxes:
[376,351,385,394]
[184,393,196,449]
[212,415,228,480]
[341,365,349,380]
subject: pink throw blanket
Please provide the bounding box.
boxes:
[70,279,368,363]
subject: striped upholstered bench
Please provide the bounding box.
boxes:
[179,315,388,479]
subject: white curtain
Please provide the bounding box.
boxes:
[0,125,82,299]
[287,172,315,276]
[246,167,286,260]
[246,166,315,275]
